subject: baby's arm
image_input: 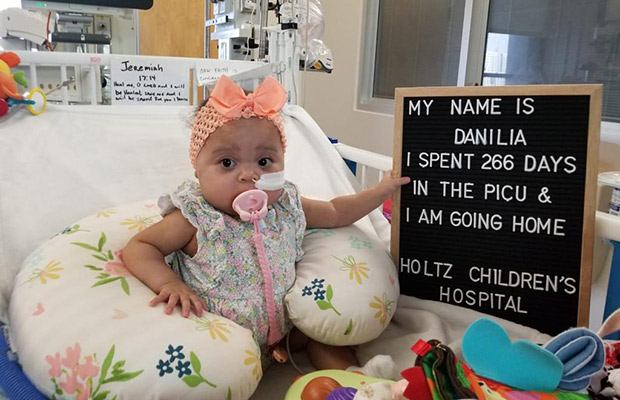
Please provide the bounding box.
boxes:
[302,170,410,228]
[123,209,207,318]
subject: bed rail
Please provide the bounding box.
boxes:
[597,211,620,242]
[12,50,268,106]
[333,143,392,188]
[16,51,105,105]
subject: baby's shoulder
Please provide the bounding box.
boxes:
[173,179,203,199]
[159,179,221,226]
[280,180,301,203]
[277,181,304,218]
[171,179,213,209]
[281,180,301,197]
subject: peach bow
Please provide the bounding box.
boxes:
[209,75,288,118]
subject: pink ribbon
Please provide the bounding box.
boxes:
[209,75,288,118]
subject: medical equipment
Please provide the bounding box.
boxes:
[20,0,152,15]
[209,0,332,80]
[254,170,286,190]
[0,4,136,51]
[207,0,262,60]
[0,8,49,50]
[1,0,143,57]
[279,0,332,72]
[50,13,111,46]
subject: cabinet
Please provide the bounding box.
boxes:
[138,0,217,59]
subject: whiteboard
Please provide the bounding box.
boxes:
[194,59,263,86]
[111,57,190,105]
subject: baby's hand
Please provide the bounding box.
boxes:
[376,170,411,199]
[150,281,207,318]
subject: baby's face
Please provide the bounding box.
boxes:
[194,117,285,216]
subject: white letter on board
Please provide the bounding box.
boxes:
[409,99,433,116]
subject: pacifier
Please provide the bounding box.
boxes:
[232,189,268,222]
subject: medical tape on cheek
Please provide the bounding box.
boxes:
[254,171,285,191]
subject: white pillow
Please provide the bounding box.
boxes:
[285,225,399,345]
[8,200,261,400]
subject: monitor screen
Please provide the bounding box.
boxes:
[32,0,153,10]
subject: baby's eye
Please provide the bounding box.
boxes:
[258,157,272,167]
[220,158,235,168]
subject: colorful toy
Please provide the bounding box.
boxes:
[0,51,47,117]
[410,335,591,400]
[284,370,394,400]
[543,327,605,391]
[462,318,563,392]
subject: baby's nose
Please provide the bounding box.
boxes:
[238,168,259,183]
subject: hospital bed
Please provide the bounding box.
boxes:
[0,51,619,399]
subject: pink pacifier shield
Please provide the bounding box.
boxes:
[232,189,268,221]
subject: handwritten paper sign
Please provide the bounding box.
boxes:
[195,59,263,86]
[391,85,601,335]
[111,57,189,105]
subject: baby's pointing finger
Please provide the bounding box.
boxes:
[399,176,411,185]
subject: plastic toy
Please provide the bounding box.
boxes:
[284,369,394,400]
[0,51,47,117]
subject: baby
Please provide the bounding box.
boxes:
[123,75,409,376]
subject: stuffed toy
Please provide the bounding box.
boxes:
[0,51,46,117]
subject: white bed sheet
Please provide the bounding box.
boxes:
[0,105,192,323]
[0,104,548,399]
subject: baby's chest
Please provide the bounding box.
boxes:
[198,225,297,275]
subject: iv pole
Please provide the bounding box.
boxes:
[257,0,269,60]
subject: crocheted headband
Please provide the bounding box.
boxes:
[190,75,288,169]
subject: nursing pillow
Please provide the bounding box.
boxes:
[8,200,260,400]
[285,226,399,345]
[8,200,397,399]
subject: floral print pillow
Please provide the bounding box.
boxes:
[285,225,399,346]
[9,200,261,400]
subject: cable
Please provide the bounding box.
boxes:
[285,330,309,375]
[45,11,53,51]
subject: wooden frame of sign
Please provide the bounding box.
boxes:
[391,85,601,335]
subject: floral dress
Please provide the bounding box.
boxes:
[159,180,306,363]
